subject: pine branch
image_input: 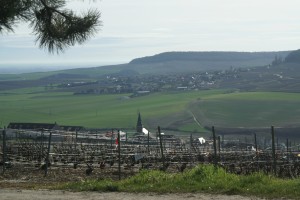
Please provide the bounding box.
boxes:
[0,0,33,33]
[33,0,101,53]
[0,0,101,53]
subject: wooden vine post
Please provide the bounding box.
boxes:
[44,131,52,176]
[147,130,150,156]
[158,126,165,167]
[271,126,276,175]
[286,138,289,162]
[40,130,44,164]
[2,127,6,174]
[118,130,121,180]
[254,133,258,152]
[111,129,114,148]
[189,134,193,164]
[75,129,78,145]
[254,133,259,167]
[217,135,222,162]
[212,126,217,166]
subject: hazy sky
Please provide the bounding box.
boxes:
[1,0,300,70]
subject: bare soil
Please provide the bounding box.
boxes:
[0,189,264,200]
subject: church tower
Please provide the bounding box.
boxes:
[136,112,143,133]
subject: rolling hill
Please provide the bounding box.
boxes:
[130,51,290,65]
[0,50,298,92]
[1,50,300,136]
[119,51,291,75]
[0,51,291,80]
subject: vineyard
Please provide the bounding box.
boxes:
[1,126,300,183]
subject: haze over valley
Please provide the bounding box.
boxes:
[1,0,300,137]
[1,49,300,137]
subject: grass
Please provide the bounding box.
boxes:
[194,91,300,128]
[1,89,300,130]
[0,90,220,129]
[178,122,209,133]
[59,164,300,199]
[0,66,118,81]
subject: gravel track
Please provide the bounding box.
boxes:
[0,189,264,200]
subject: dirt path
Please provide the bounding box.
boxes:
[0,189,263,200]
[190,111,203,129]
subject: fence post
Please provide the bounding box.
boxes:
[217,136,221,154]
[212,126,217,166]
[117,130,121,180]
[147,130,150,156]
[40,130,44,164]
[75,129,78,143]
[271,126,276,175]
[44,131,52,177]
[2,127,6,174]
[189,134,193,164]
[158,126,165,167]
[75,130,78,150]
[217,135,221,162]
[254,133,259,164]
[111,129,114,149]
[286,138,289,162]
[254,133,258,152]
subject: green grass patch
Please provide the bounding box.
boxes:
[194,91,300,127]
[178,122,209,133]
[1,90,300,130]
[59,165,300,199]
[0,90,219,129]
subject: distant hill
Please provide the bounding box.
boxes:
[130,51,290,64]
[0,50,294,83]
[285,49,300,63]
[120,51,291,75]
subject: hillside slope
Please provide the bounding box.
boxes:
[128,51,290,73]
[0,50,295,91]
[285,49,300,63]
[130,51,289,64]
[0,51,291,81]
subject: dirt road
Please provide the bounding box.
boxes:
[0,189,263,200]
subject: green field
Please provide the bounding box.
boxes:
[0,89,218,130]
[194,92,300,128]
[1,89,300,131]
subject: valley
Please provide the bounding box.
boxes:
[1,50,300,137]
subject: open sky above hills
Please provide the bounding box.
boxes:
[1,0,300,72]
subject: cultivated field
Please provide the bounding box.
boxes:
[1,122,300,199]
[1,127,300,193]
[1,89,300,133]
[192,91,300,128]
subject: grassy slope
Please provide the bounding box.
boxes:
[1,90,300,130]
[194,92,300,128]
[0,65,120,81]
[60,165,300,199]
[0,89,220,130]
